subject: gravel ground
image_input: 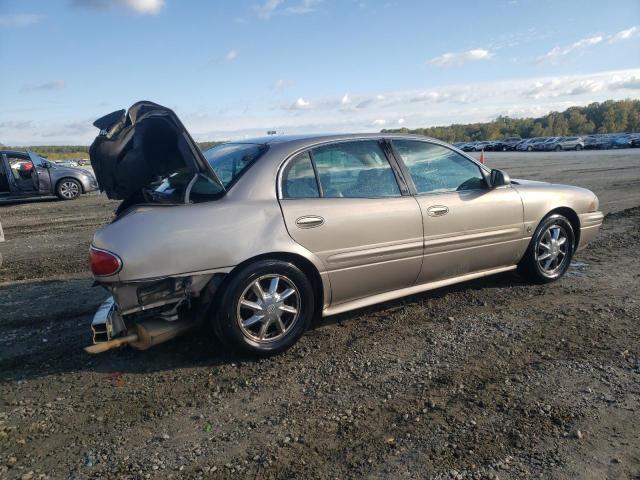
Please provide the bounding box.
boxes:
[0,150,639,479]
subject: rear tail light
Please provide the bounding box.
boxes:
[89,246,122,277]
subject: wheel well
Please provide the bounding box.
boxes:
[56,177,84,193]
[547,207,580,248]
[228,252,325,320]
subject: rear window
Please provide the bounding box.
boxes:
[204,143,267,188]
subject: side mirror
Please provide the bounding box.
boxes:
[489,169,510,188]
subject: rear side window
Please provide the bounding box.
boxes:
[392,140,486,194]
[204,143,267,188]
[311,141,400,198]
[282,152,320,198]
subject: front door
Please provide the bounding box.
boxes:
[27,152,52,195]
[390,139,524,283]
[278,140,424,305]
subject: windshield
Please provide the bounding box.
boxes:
[204,143,268,188]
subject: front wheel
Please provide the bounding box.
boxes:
[56,178,81,200]
[555,145,562,152]
[575,144,582,151]
[518,214,574,283]
[214,260,314,356]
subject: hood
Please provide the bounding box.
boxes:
[511,178,550,186]
[89,101,224,201]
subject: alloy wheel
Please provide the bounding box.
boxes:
[536,224,569,275]
[60,181,80,199]
[236,274,301,343]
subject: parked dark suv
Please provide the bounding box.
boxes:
[0,150,98,201]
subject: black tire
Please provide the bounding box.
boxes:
[518,214,574,283]
[214,259,314,356]
[555,145,562,152]
[527,146,533,152]
[575,144,582,151]
[56,178,82,200]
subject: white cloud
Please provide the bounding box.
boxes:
[255,0,283,18]
[411,91,446,103]
[341,93,351,105]
[0,14,43,28]
[567,80,603,96]
[535,35,602,63]
[536,26,639,64]
[225,49,238,62]
[289,97,310,109]
[5,69,640,145]
[284,0,323,15]
[123,0,164,14]
[430,48,494,67]
[610,75,640,90]
[355,94,385,109]
[256,0,322,18]
[72,0,164,14]
[609,25,639,43]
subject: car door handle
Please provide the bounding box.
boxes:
[427,205,449,217]
[295,215,324,228]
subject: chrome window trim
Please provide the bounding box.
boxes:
[277,137,406,200]
[388,138,493,197]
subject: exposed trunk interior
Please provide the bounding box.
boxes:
[89,101,223,213]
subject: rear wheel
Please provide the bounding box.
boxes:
[518,214,574,283]
[214,260,314,356]
[56,178,81,200]
[527,146,533,152]
[555,145,562,152]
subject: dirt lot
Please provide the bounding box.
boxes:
[0,150,639,479]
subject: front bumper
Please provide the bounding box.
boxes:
[577,211,604,252]
[79,175,99,193]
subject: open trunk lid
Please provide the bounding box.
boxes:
[89,101,224,202]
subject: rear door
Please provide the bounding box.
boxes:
[278,140,423,305]
[390,139,524,283]
[0,154,12,196]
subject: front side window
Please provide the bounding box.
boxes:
[310,141,400,198]
[204,143,267,188]
[392,140,486,194]
[282,152,320,198]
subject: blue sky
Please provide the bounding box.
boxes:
[1,0,639,144]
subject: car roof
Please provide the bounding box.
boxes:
[220,132,463,159]
[225,132,442,147]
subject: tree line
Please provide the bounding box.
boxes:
[3,99,639,156]
[382,99,640,142]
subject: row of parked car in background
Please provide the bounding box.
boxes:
[453,132,640,152]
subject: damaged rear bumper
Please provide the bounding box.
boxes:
[85,271,227,354]
[85,296,194,354]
